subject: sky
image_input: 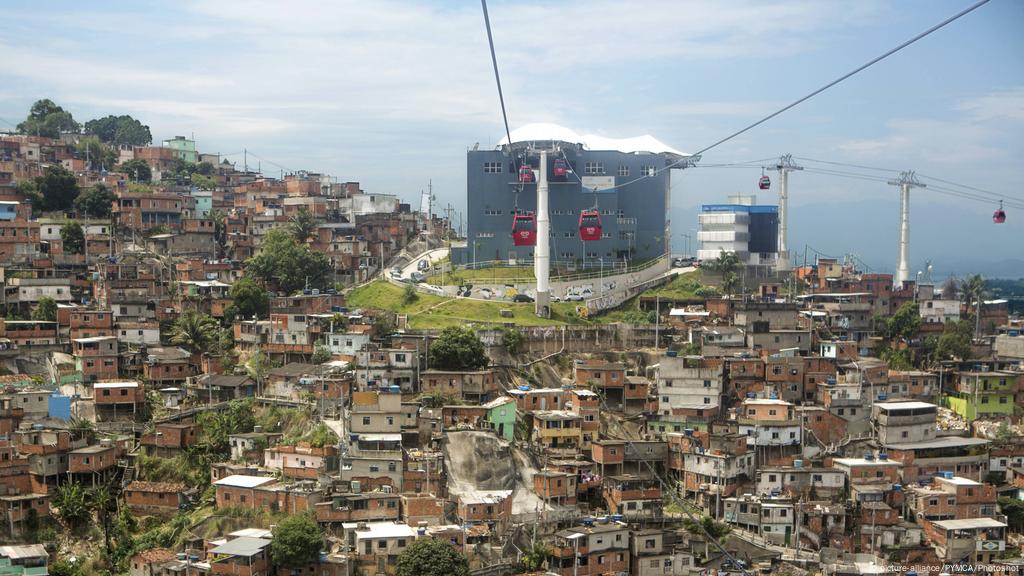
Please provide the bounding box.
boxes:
[0,0,1021,276]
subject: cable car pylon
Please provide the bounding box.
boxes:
[772,154,801,273]
[887,171,926,287]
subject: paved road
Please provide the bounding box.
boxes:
[398,247,450,279]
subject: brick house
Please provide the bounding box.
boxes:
[124,481,188,513]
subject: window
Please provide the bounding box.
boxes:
[483,162,502,173]
[369,465,380,472]
[363,416,371,425]
[388,462,397,472]
[483,209,502,216]
[378,540,387,549]
[617,165,630,176]
[584,162,604,174]
[640,165,656,176]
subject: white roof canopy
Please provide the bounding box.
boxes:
[498,123,688,157]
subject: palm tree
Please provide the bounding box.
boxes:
[288,208,320,243]
[961,274,986,338]
[683,515,731,560]
[169,309,220,356]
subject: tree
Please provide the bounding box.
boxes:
[61,221,85,255]
[429,326,489,371]
[1000,497,1024,533]
[961,273,986,338]
[195,161,215,175]
[84,114,152,146]
[36,165,81,212]
[883,301,921,342]
[708,251,741,276]
[32,297,57,322]
[402,283,418,305]
[75,136,118,171]
[17,99,80,138]
[683,515,731,560]
[196,399,256,453]
[940,276,959,300]
[120,158,152,182]
[935,319,973,361]
[16,179,42,213]
[52,482,91,529]
[191,174,216,189]
[168,309,221,356]
[311,345,333,364]
[520,542,549,571]
[224,277,269,320]
[69,418,96,443]
[288,208,321,243]
[90,486,114,559]
[501,327,525,355]
[269,514,322,568]
[245,228,332,293]
[74,183,117,219]
[395,537,469,576]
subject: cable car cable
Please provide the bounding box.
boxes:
[556,0,993,197]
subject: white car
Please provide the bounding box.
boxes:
[564,292,584,302]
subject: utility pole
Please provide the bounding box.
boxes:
[887,171,925,287]
[772,155,802,273]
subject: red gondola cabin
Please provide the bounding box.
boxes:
[758,175,771,190]
[512,213,536,246]
[553,159,568,178]
[518,165,534,183]
[993,201,1006,224]
[578,210,602,241]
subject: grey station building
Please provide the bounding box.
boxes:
[451,124,688,269]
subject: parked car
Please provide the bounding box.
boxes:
[512,294,534,303]
[390,266,402,278]
[564,292,584,302]
[410,271,425,283]
[417,259,430,271]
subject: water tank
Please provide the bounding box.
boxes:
[863,453,874,461]
[597,516,609,524]
[878,453,888,461]
[610,514,624,522]
[189,555,199,563]
[582,517,594,527]
[417,527,427,535]
[349,433,359,442]
[684,429,694,437]
[517,385,530,392]
[32,423,44,431]
[894,484,903,492]
[769,392,778,400]
[176,553,186,561]
[254,425,263,433]
[666,351,678,357]
[877,393,888,401]
[312,289,320,296]
[793,460,803,469]
[303,289,313,295]
[746,393,757,399]
[941,471,954,479]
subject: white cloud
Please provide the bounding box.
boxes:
[956,87,1024,122]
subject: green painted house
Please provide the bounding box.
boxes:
[483,396,516,441]
[947,371,1018,421]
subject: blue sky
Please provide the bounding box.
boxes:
[0,0,1021,275]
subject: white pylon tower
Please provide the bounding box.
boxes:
[773,154,802,272]
[534,150,551,317]
[887,171,925,287]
